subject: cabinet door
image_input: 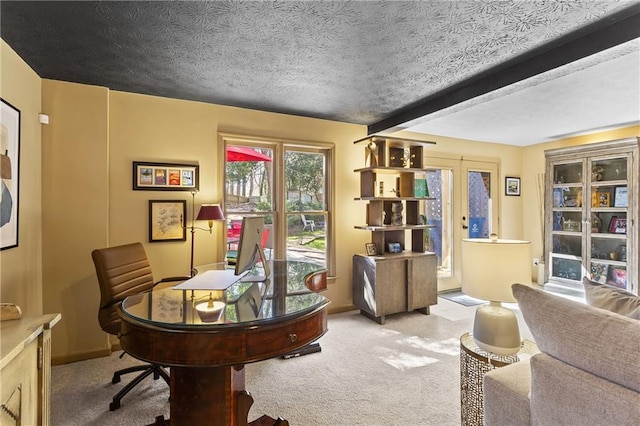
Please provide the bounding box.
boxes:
[352,256,406,317]
[0,339,38,425]
[407,255,437,310]
[375,259,407,315]
[588,154,630,291]
[548,159,586,284]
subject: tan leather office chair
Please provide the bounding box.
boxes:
[91,242,189,411]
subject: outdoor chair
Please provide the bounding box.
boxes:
[301,215,315,232]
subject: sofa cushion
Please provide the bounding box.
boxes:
[530,352,640,426]
[512,283,640,393]
[483,360,532,426]
[583,276,640,320]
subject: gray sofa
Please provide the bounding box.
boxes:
[483,280,640,425]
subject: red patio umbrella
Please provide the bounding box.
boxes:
[226,146,272,162]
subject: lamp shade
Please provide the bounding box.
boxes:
[461,238,531,303]
[196,204,224,221]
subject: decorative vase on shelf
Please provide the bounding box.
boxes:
[391,202,403,226]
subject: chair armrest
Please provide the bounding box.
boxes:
[153,276,191,287]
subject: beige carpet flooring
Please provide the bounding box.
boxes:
[51,298,529,425]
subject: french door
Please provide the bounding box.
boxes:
[424,157,499,291]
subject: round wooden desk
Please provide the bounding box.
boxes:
[119,260,329,426]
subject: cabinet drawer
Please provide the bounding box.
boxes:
[245,310,326,360]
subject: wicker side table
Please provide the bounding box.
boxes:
[460,332,539,426]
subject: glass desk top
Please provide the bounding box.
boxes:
[120,260,329,329]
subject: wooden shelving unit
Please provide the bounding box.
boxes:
[352,135,438,324]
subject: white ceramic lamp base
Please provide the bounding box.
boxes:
[472,301,521,356]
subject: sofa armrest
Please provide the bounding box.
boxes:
[483,359,531,426]
[531,353,640,426]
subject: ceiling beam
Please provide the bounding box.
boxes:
[369,3,640,135]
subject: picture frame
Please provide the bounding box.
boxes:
[149,200,187,242]
[1,98,21,250]
[505,177,520,196]
[597,192,610,207]
[614,217,627,234]
[590,263,608,284]
[365,243,378,256]
[614,186,628,208]
[606,266,627,289]
[133,161,199,191]
[608,216,618,233]
[387,242,402,253]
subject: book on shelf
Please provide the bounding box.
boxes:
[414,178,429,197]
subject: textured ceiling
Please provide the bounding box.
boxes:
[1,1,639,144]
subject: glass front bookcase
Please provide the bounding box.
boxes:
[544,138,638,295]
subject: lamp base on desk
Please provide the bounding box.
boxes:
[472,301,521,356]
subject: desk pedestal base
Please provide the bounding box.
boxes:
[149,365,288,426]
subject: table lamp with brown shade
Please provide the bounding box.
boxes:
[461,234,532,356]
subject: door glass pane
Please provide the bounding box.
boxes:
[467,171,491,238]
[553,162,582,184]
[425,169,452,276]
[589,155,628,291]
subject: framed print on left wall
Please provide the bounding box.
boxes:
[1,99,21,250]
[149,200,187,242]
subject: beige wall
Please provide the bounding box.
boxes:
[42,85,366,362]
[3,36,639,363]
[41,80,110,361]
[0,40,43,316]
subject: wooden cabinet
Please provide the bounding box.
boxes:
[0,313,61,425]
[352,135,438,323]
[353,253,437,324]
[544,137,639,295]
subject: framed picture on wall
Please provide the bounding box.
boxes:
[149,200,187,242]
[614,186,628,207]
[505,177,520,196]
[133,161,199,191]
[1,98,21,250]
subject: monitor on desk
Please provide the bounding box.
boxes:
[234,216,270,282]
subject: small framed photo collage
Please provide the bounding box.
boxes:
[133,161,199,191]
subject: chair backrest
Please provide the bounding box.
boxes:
[91,242,155,336]
[262,225,273,249]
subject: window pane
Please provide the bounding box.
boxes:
[226,214,274,265]
[286,213,327,267]
[285,151,325,211]
[426,169,453,276]
[225,145,273,213]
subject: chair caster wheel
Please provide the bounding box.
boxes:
[112,375,121,384]
[109,400,120,411]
